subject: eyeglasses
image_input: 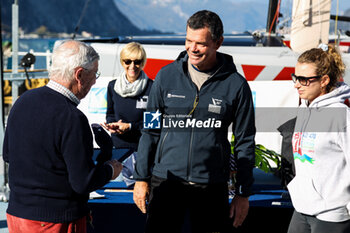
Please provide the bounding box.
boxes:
[83,68,101,79]
[95,71,101,79]
[123,59,142,65]
[291,73,322,86]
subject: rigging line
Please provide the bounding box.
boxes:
[269,0,281,34]
[334,0,339,45]
[72,0,91,40]
[318,0,321,43]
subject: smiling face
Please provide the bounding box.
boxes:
[119,42,146,83]
[294,62,329,104]
[185,26,223,71]
[122,58,142,82]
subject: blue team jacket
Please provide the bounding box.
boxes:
[134,51,256,196]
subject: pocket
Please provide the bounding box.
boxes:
[288,176,326,215]
[157,130,169,163]
[346,202,350,215]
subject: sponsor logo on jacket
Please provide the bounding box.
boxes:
[143,110,221,129]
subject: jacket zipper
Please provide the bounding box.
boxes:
[187,94,199,180]
[185,63,223,181]
[158,129,169,163]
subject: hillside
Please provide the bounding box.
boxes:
[0,0,161,37]
[114,0,269,33]
[2,0,350,38]
[114,0,350,35]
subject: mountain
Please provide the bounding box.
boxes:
[114,0,269,34]
[113,0,350,35]
[2,0,350,38]
[0,0,161,37]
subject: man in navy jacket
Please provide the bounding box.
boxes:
[3,40,122,233]
[133,10,256,232]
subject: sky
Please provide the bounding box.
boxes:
[330,0,350,14]
[231,0,350,15]
[115,0,350,34]
[231,0,350,13]
[283,0,350,14]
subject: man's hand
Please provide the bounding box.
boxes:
[229,195,249,228]
[133,181,149,214]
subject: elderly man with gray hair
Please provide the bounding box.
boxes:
[3,40,122,233]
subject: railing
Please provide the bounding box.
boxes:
[3,49,51,106]
[3,49,52,71]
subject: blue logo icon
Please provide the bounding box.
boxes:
[144,110,162,129]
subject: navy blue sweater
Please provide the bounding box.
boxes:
[3,86,113,223]
[106,78,153,150]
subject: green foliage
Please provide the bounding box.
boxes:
[231,135,281,173]
[255,144,281,173]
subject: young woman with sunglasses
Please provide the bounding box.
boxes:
[103,42,153,187]
[287,44,350,233]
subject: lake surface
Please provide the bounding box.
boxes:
[3,38,59,70]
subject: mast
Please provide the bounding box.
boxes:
[266,0,279,34]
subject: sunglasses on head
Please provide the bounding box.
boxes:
[291,73,322,86]
[123,59,142,65]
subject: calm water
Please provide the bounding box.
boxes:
[3,38,59,70]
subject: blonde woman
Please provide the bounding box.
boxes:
[104,42,152,186]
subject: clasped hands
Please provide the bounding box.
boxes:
[101,120,130,135]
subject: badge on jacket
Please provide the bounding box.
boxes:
[136,96,148,109]
[208,98,222,114]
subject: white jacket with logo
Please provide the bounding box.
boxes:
[288,82,350,222]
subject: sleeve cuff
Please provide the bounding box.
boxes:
[234,184,252,197]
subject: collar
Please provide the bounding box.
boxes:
[46,80,80,105]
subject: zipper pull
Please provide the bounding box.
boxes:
[194,95,199,106]
[188,94,199,116]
